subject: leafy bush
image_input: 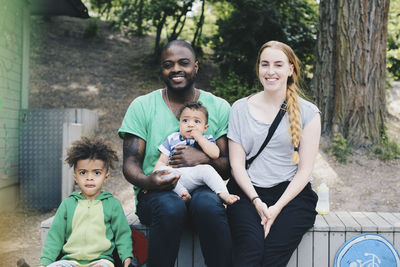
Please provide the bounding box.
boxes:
[372,133,400,160]
[211,72,258,104]
[332,133,352,164]
[387,0,400,80]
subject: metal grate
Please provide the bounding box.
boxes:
[19,109,98,209]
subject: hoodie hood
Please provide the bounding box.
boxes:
[69,190,113,201]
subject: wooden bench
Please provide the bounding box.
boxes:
[41,211,400,267]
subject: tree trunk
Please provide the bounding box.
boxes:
[192,0,205,51]
[154,12,168,57]
[312,0,390,147]
[136,0,145,36]
[168,5,189,41]
[311,0,337,133]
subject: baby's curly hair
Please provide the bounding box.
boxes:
[65,136,118,171]
[178,101,209,123]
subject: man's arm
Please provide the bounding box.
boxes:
[168,135,230,180]
[122,133,179,191]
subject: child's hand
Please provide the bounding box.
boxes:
[180,191,191,202]
[124,257,133,267]
[190,129,203,140]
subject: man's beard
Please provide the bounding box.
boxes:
[165,73,197,92]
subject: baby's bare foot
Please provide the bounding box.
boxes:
[180,191,192,202]
[218,192,240,205]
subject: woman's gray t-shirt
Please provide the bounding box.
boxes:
[228,96,320,188]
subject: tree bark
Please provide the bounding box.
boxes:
[168,5,189,41]
[154,12,168,57]
[311,0,337,133]
[192,0,205,50]
[312,0,390,146]
[136,0,145,36]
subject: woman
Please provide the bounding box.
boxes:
[227,40,321,266]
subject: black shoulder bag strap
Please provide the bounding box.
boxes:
[245,100,287,169]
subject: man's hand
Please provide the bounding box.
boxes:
[123,133,180,191]
[147,169,180,191]
[168,146,209,168]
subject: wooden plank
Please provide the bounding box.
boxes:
[318,213,346,266]
[313,231,329,267]
[297,231,312,267]
[40,216,54,246]
[177,225,193,267]
[396,232,400,256]
[378,212,400,231]
[323,212,346,231]
[21,5,30,110]
[192,233,205,267]
[364,212,393,232]
[313,214,330,232]
[350,212,378,232]
[380,212,400,252]
[0,128,18,139]
[364,212,394,243]
[287,248,297,267]
[329,232,345,267]
[335,211,362,239]
[391,213,400,228]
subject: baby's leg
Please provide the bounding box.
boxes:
[179,165,239,204]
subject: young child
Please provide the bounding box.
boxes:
[153,101,239,204]
[40,137,136,267]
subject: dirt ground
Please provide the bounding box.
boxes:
[0,17,399,266]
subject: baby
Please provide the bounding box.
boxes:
[153,101,239,204]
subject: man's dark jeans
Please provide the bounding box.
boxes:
[137,186,232,267]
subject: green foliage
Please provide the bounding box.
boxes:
[387,0,400,80]
[211,0,318,88]
[211,72,259,104]
[332,133,353,164]
[372,131,400,160]
[83,18,99,38]
[88,0,116,17]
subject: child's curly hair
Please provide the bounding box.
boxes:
[65,136,118,171]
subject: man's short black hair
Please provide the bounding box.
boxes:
[178,101,208,123]
[161,40,196,60]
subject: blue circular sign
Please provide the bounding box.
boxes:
[334,233,400,267]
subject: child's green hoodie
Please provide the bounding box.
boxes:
[40,191,133,266]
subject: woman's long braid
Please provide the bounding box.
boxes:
[286,84,301,164]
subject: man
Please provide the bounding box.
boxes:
[118,40,232,267]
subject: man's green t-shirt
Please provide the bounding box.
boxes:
[118,89,231,199]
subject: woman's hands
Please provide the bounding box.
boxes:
[253,199,282,238]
